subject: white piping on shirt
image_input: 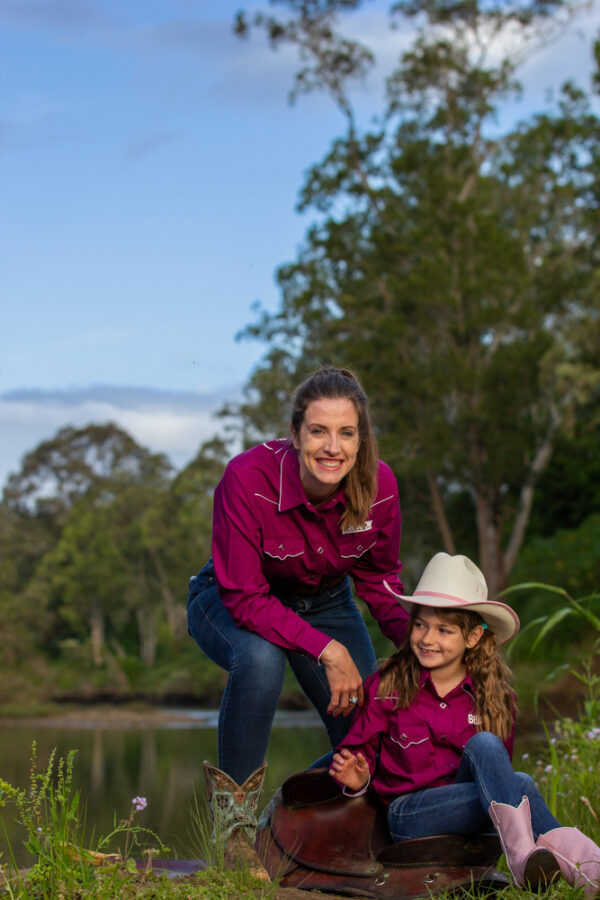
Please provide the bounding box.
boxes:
[277,448,290,512]
[340,539,377,558]
[264,548,304,560]
[390,735,429,749]
[254,492,278,505]
[262,439,287,453]
[371,494,394,508]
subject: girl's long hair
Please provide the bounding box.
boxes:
[377,605,515,740]
[289,366,378,530]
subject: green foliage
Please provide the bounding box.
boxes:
[505,515,600,659]
[528,423,600,538]
[515,592,600,837]
[0,743,97,896]
[0,427,231,704]
[231,0,600,598]
[0,745,280,900]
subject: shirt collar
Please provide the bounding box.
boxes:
[420,667,475,699]
[278,443,347,513]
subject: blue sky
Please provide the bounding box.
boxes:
[1,0,598,488]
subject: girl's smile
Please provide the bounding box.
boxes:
[410,607,483,689]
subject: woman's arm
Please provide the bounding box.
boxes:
[212,460,334,660]
[319,640,365,714]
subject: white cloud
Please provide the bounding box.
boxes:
[0,385,241,489]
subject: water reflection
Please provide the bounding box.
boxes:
[0,710,330,867]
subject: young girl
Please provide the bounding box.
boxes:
[329,553,600,896]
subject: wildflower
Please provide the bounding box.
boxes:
[132,796,148,812]
[544,764,554,774]
[522,752,530,760]
[585,728,600,740]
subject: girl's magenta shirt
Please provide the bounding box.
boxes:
[211,439,407,661]
[338,669,515,803]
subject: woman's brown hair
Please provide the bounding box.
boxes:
[290,366,379,530]
[377,605,515,740]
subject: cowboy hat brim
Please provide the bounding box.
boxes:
[384,581,520,644]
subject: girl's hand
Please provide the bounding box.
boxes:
[319,640,364,716]
[329,748,369,792]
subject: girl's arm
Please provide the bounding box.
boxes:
[329,748,370,793]
[329,672,389,791]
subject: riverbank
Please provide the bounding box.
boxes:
[0,703,324,731]
[0,704,214,728]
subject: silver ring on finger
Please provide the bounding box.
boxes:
[349,696,358,704]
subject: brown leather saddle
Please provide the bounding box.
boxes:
[255,769,509,898]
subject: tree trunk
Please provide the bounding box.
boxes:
[149,546,185,641]
[474,490,506,598]
[426,470,456,555]
[503,421,557,577]
[136,607,157,667]
[89,600,104,666]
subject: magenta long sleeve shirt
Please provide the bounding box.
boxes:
[211,439,407,661]
[338,669,515,803]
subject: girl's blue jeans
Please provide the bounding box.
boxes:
[387,731,560,841]
[187,559,377,785]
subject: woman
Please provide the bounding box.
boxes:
[187,367,407,789]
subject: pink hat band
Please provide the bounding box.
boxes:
[414,590,470,604]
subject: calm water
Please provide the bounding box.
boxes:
[0,709,330,867]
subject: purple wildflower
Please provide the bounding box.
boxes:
[132,796,148,812]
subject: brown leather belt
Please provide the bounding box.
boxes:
[282,576,347,607]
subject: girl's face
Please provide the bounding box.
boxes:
[410,607,483,682]
[291,397,360,504]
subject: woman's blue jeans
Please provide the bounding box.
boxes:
[187,560,377,784]
[387,732,560,842]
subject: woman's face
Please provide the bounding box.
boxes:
[291,397,360,504]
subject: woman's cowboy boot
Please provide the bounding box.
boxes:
[202,760,270,881]
[537,827,600,897]
[489,796,560,890]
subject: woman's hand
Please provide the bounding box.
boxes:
[319,640,364,716]
[329,748,369,792]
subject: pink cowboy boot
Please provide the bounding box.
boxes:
[537,827,600,897]
[489,796,560,890]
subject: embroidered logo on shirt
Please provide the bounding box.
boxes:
[468,713,482,725]
[342,519,373,534]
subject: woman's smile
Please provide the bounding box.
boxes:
[292,397,360,504]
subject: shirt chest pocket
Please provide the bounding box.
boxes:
[388,724,432,772]
[263,538,305,562]
[338,533,378,560]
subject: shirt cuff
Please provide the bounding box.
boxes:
[317,638,335,664]
[342,774,371,797]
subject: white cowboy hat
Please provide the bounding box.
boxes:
[384,552,519,644]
